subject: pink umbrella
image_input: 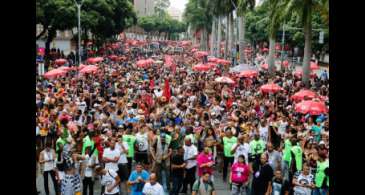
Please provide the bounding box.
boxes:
[208,57,219,63]
[108,55,118,61]
[44,69,67,79]
[55,59,67,66]
[192,63,211,72]
[78,64,87,70]
[217,59,231,66]
[295,100,328,115]
[262,48,269,52]
[260,83,283,93]
[239,70,258,78]
[215,76,235,84]
[80,65,98,74]
[282,60,289,67]
[87,57,104,64]
[310,62,320,70]
[191,48,198,53]
[194,51,209,58]
[291,89,318,101]
[57,66,71,72]
[205,62,217,68]
[261,63,269,70]
[294,70,316,78]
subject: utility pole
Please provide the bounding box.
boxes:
[74,0,83,66]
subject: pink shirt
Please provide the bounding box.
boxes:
[197,152,214,176]
[231,162,250,184]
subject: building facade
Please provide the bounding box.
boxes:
[36,24,75,55]
[133,0,155,17]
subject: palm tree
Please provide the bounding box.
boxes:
[265,0,285,74]
[237,0,255,64]
[283,0,328,87]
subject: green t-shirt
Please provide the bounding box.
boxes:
[291,145,303,171]
[223,136,238,157]
[123,134,136,158]
[249,139,265,155]
[56,137,66,152]
[82,135,96,156]
[315,159,329,188]
[283,139,292,163]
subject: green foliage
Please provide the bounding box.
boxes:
[138,14,186,36]
[183,0,212,33]
[154,0,170,17]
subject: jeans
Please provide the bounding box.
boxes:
[43,170,59,195]
[182,166,196,193]
[171,176,183,195]
[154,162,170,191]
[83,177,94,195]
[231,183,248,195]
[313,188,328,195]
[223,156,234,181]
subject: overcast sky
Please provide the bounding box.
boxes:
[169,0,262,12]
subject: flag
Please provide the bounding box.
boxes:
[162,79,171,101]
[149,79,155,90]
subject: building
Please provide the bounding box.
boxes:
[167,6,183,21]
[133,0,155,17]
[36,24,75,55]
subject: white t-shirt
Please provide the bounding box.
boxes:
[278,121,288,136]
[84,154,99,177]
[101,169,120,195]
[115,142,129,164]
[231,143,250,163]
[259,125,269,144]
[293,172,314,195]
[78,101,87,113]
[183,145,198,169]
[43,150,55,172]
[103,148,120,172]
[142,182,165,195]
[136,132,149,152]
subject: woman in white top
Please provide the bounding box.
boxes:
[96,166,121,195]
[39,142,59,195]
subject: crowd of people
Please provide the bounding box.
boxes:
[36,39,329,195]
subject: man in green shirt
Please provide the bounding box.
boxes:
[122,129,136,175]
[249,133,266,170]
[314,153,329,195]
[222,128,237,182]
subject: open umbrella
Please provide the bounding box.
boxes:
[80,65,98,74]
[215,76,235,84]
[194,51,209,58]
[108,55,118,61]
[44,69,67,79]
[261,63,270,70]
[262,48,269,52]
[295,100,328,115]
[57,66,72,72]
[294,70,317,78]
[208,57,219,63]
[282,60,289,67]
[260,83,283,93]
[192,63,211,72]
[291,89,318,101]
[205,62,217,68]
[78,64,87,70]
[55,59,67,66]
[217,59,231,66]
[310,62,320,70]
[239,70,258,78]
[191,48,198,53]
[87,57,103,64]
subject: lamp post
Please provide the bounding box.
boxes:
[74,0,83,66]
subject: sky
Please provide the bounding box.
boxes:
[169,0,263,12]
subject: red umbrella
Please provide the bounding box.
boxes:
[108,55,118,61]
[44,69,67,79]
[261,64,270,70]
[55,59,67,66]
[87,57,104,64]
[310,62,320,70]
[80,65,98,74]
[205,62,217,68]
[208,57,218,63]
[191,48,198,53]
[217,59,231,66]
[291,89,318,101]
[294,70,316,78]
[262,48,269,52]
[192,63,211,72]
[215,76,235,84]
[295,100,328,115]
[239,70,258,78]
[78,64,87,70]
[194,51,209,58]
[260,83,283,93]
[57,66,72,72]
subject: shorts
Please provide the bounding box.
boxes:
[117,163,129,182]
[134,151,148,165]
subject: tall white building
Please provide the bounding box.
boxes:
[133,0,155,17]
[167,6,183,21]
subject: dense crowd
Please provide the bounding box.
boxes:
[36,40,329,195]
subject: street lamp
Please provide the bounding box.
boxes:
[74,0,83,66]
